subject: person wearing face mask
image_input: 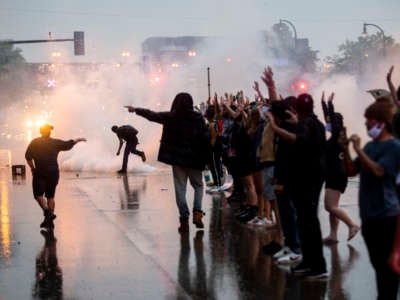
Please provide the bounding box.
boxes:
[341,97,400,300]
[321,92,359,244]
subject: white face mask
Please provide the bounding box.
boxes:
[325,123,332,132]
[367,123,384,140]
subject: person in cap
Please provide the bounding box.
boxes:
[111,124,146,174]
[25,124,86,229]
[267,93,328,280]
[341,97,400,299]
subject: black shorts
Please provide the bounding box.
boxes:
[325,175,348,194]
[32,173,59,198]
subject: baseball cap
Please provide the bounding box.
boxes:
[367,89,391,100]
[40,123,54,134]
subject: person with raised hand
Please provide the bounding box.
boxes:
[321,91,359,244]
[25,123,86,230]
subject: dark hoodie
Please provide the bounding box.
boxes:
[134,93,210,170]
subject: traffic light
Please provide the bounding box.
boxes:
[74,31,85,56]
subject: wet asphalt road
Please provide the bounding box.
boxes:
[0,167,397,299]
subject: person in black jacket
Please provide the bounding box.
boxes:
[111,124,146,174]
[267,93,328,280]
[25,123,86,229]
[124,93,210,232]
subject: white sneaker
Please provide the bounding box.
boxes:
[277,252,302,265]
[247,216,261,225]
[253,217,268,226]
[273,246,291,260]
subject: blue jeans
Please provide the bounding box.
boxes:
[172,165,204,219]
[276,189,301,254]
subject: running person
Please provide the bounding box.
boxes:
[25,123,86,229]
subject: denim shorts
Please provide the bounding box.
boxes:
[263,165,276,200]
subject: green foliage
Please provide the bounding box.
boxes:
[0,42,29,106]
[0,42,26,71]
[325,32,398,74]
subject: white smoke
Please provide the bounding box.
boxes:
[1,29,400,172]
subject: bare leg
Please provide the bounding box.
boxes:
[324,188,359,243]
[35,196,48,211]
[241,175,257,206]
[252,171,264,217]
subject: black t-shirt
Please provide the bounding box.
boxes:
[116,125,138,141]
[25,137,75,175]
[292,114,327,184]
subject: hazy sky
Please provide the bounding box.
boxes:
[1,0,399,63]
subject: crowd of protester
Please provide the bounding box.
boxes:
[189,65,400,298]
[26,63,400,298]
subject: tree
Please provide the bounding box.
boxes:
[325,33,400,74]
[0,41,25,72]
[0,42,29,106]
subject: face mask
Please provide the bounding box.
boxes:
[325,123,332,132]
[367,123,384,140]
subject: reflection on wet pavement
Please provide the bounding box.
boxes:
[0,169,398,299]
[32,230,63,299]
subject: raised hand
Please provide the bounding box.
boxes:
[253,81,260,92]
[387,65,394,83]
[328,92,335,102]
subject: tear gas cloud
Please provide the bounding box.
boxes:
[1,34,399,173]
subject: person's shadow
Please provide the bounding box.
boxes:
[32,230,63,299]
[120,175,146,210]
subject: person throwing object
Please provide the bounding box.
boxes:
[25,123,86,230]
[111,124,146,174]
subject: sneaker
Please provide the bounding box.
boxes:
[262,241,282,255]
[236,206,257,223]
[117,169,127,174]
[235,205,250,217]
[40,211,57,229]
[273,246,291,259]
[277,253,302,265]
[253,217,270,226]
[247,216,261,225]
[291,261,311,275]
[303,270,329,280]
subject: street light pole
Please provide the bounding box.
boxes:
[279,19,298,49]
[363,22,386,57]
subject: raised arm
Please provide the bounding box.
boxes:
[321,91,329,122]
[387,66,400,108]
[253,81,265,101]
[261,66,278,100]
